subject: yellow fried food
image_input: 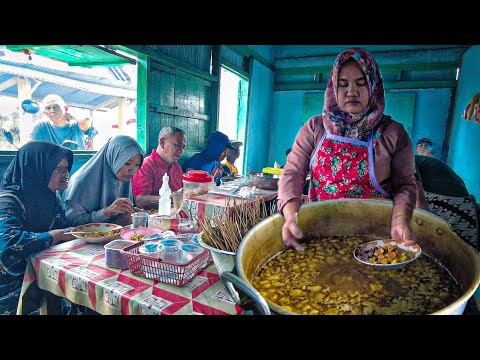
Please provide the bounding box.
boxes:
[78,230,120,238]
[252,236,460,315]
[367,244,414,265]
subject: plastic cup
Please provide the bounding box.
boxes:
[159,239,182,263]
[131,212,148,228]
[180,243,203,264]
[138,242,164,259]
[172,191,183,212]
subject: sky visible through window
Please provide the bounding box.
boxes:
[218,67,245,174]
[0,47,137,151]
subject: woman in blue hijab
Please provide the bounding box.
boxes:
[184,131,237,185]
[62,135,144,226]
[0,141,76,315]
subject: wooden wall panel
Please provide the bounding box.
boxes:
[198,119,209,149]
[148,69,162,110]
[160,72,175,108]
[175,76,188,111]
[160,113,175,129]
[146,61,213,166]
[185,117,199,149]
[189,80,200,114]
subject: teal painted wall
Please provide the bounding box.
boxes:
[408,88,452,159]
[244,59,274,172]
[268,88,453,167]
[268,91,306,166]
[449,45,480,199]
[248,45,275,63]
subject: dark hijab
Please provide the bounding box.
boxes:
[0,141,73,232]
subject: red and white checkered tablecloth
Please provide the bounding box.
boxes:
[17,239,244,315]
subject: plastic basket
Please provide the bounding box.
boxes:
[120,241,211,286]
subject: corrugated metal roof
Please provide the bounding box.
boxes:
[0,56,136,111]
[1,58,131,85]
[5,45,135,67]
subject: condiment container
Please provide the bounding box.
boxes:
[182,170,214,199]
[104,240,136,269]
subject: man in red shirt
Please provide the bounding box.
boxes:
[132,127,186,209]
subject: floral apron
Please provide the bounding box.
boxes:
[308,132,391,201]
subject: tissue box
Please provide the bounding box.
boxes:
[148,215,195,232]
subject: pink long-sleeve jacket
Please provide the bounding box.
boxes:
[277,115,417,213]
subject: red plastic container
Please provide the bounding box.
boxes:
[182,170,214,199]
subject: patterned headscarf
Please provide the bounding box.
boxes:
[322,48,386,141]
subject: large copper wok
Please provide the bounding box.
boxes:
[221,199,480,315]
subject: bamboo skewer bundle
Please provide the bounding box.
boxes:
[196,197,273,253]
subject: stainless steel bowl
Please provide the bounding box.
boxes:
[248,172,280,190]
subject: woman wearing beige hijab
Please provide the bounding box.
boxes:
[62,135,144,226]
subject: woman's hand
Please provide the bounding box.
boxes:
[108,212,134,226]
[104,198,134,218]
[49,227,76,246]
[281,201,304,251]
[390,210,416,245]
[282,219,304,251]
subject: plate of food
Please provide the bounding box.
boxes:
[353,239,422,270]
[120,227,164,241]
[68,223,124,244]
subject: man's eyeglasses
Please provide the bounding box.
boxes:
[167,140,185,151]
[45,104,62,111]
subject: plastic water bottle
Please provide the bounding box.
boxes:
[158,173,171,216]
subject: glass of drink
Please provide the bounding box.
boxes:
[159,239,182,263]
[172,191,183,212]
[131,212,148,228]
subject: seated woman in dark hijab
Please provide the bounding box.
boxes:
[62,135,144,226]
[0,141,76,315]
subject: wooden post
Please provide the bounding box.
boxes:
[17,77,33,144]
[117,97,126,133]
